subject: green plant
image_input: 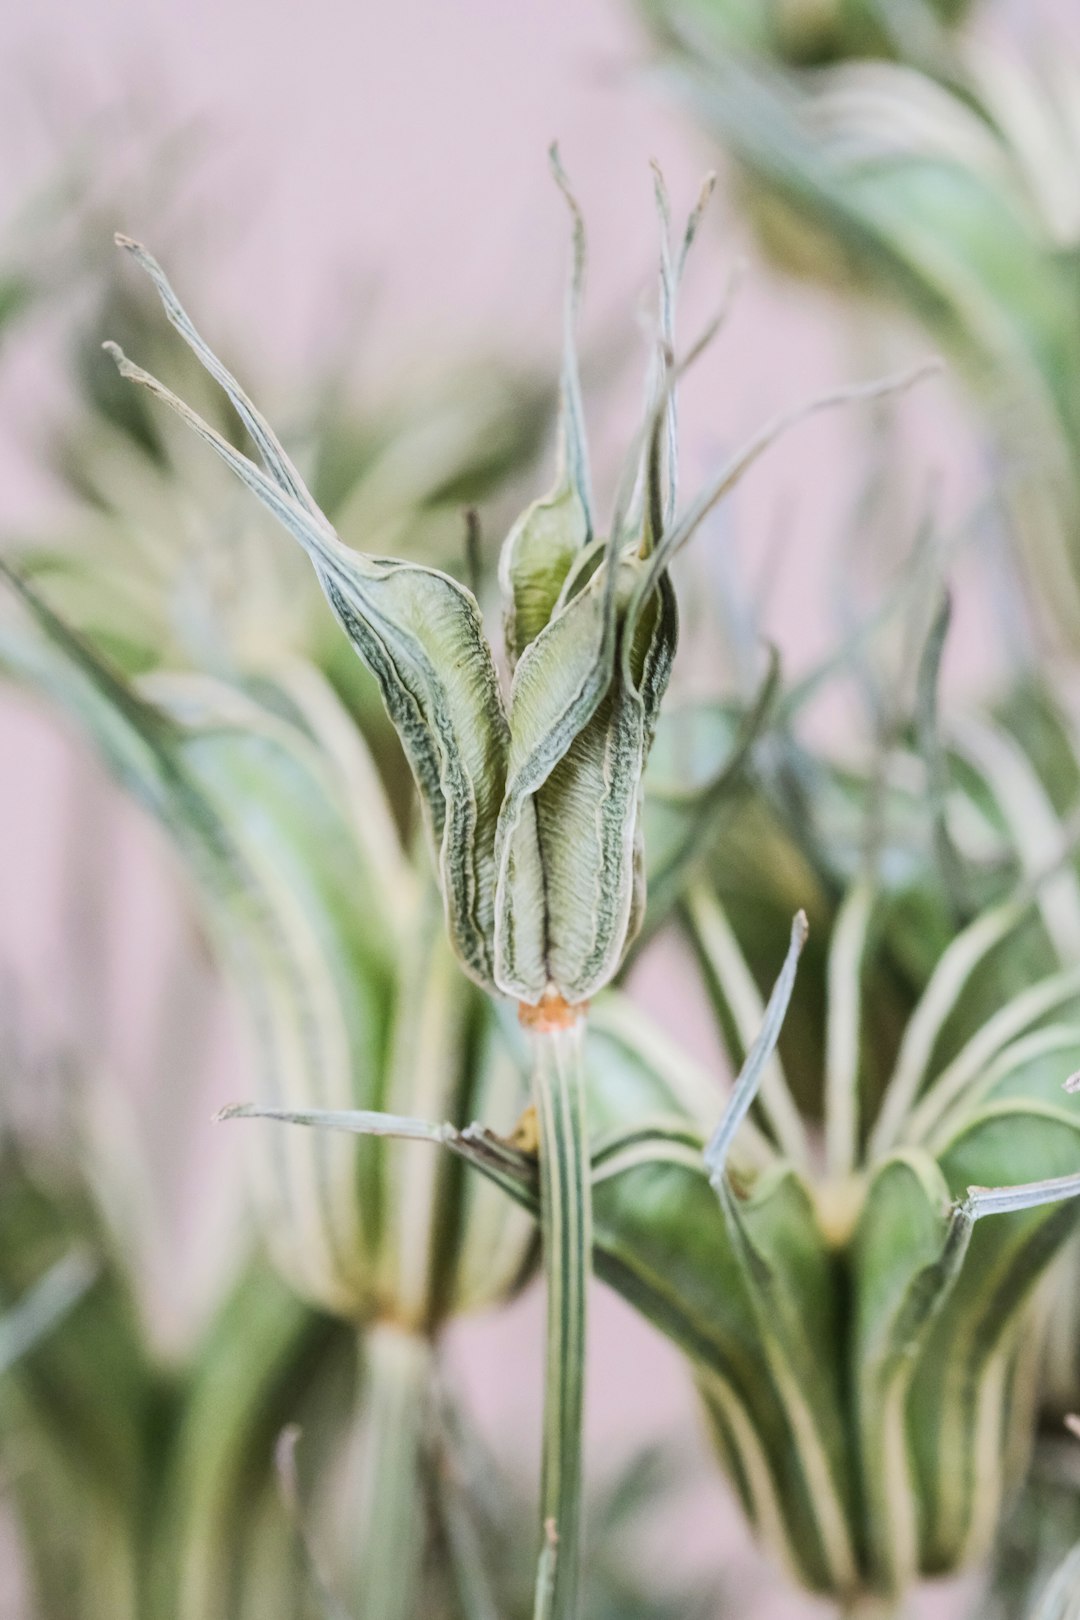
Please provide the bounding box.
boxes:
[640,18,1080,650]
[0,149,940,1617]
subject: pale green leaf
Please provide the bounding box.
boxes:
[498,151,591,670]
[0,1250,97,1378]
[107,245,510,989]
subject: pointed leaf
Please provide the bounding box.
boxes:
[108,247,510,988]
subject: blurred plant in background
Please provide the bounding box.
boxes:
[635,0,1080,648]
[635,0,974,70]
[627,2,1080,1611]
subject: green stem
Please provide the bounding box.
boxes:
[841,1596,905,1620]
[355,1321,435,1620]
[530,1016,592,1620]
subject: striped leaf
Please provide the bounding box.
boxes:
[108,238,510,992]
[0,1249,96,1379]
[908,1104,1080,1573]
[850,1150,970,1592]
[498,148,592,670]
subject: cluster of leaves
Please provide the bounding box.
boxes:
[638,0,1080,647]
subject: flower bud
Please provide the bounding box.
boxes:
[104,165,930,1013]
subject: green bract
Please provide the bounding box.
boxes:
[677,883,1080,1599]
[98,177,676,1008]
[25,265,549,700]
[648,665,1080,1602]
[100,162,929,1009]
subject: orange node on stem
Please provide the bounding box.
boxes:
[518,992,586,1032]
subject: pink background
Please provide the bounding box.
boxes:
[2,0,1077,1613]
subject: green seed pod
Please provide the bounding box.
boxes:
[632,652,1080,1601]
[96,164,690,1012]
[101,166,929,1012]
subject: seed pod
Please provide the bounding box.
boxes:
[102,168,931,1010]
[97,165,689,1011]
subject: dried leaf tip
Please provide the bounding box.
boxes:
[213,1102,255,1123]
[274,1423,304,1506]
[792,908,810,950]
[547,141,575,194]
[548,143,586,299]
[649,158,672,220]
[102,341,155,389]
[113,232,140,252]
[1064,1067,1080,1094]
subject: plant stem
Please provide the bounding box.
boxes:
[355,1320,435,1620]
[527,1010,592,1620]
[841,1596,905,1620]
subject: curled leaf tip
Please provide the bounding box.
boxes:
[547,141,568,184]
[705,905,809,1181]
[213,1102,255,1123]
[548,144,583,218]
[274,1422,303,1500]
[101,339,129,372]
